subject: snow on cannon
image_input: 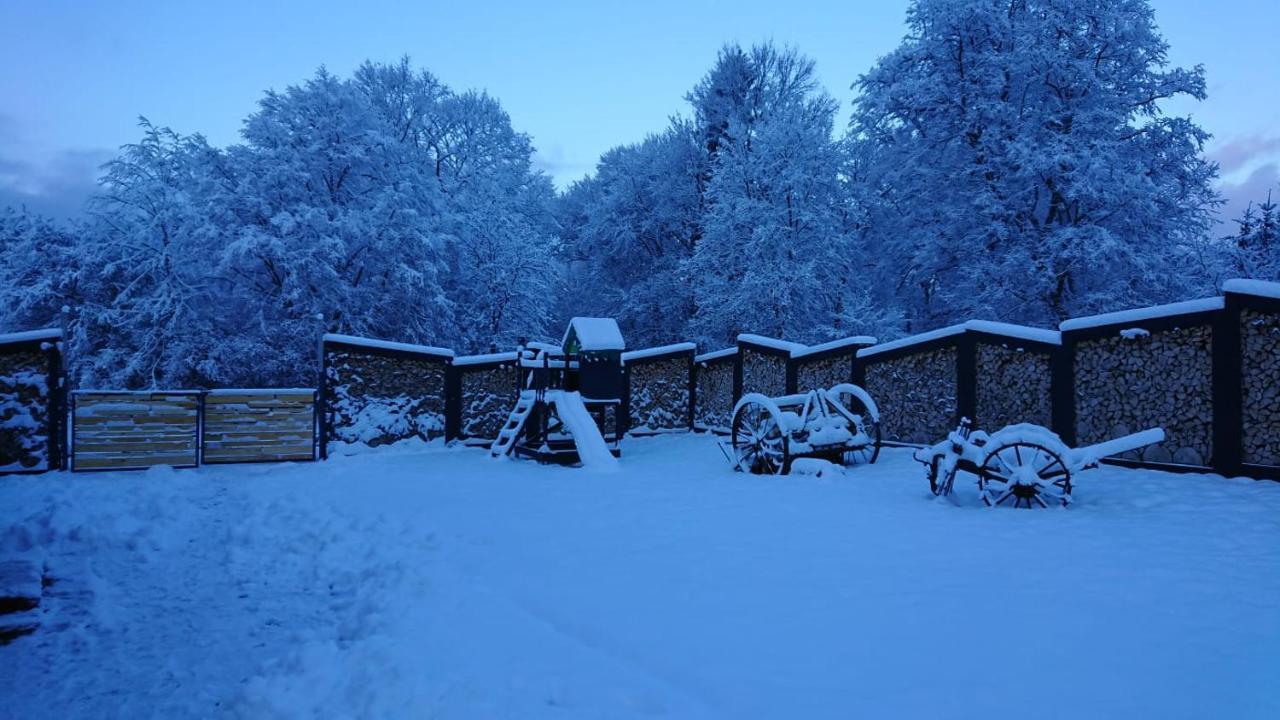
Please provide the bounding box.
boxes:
[489,318,625,468]
[914,418,1165,508]
[725,384,882,475]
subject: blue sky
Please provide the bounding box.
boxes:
[2,0,1277,222]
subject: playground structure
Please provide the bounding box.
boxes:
[726,384,882,475]
[915,418,1166,508]
[490,318,625,467]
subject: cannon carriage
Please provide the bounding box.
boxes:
[727,384,882,474]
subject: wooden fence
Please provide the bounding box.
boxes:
[4,279,1278,480]
[69,389,316,471]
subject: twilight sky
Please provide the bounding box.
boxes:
[2,0,1277,223]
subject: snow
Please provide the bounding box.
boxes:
[736,334,807,354]
[622,343,697,364]
[962,320,1061,345]
[1223,278,1280,300]
[452,352,519,367]
[858,324,967,358]
[0,328,62,346]
[563,317,626,351]
[1059,297,1225,332]
[1119,328,1151,340]
[790,336,878,359]
[322,334,455,358]
[544,390,618,471]
[3,434,1278,718]
[695,347,737,363]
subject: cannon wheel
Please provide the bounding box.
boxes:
[826,385,882,466]
[978,441,1072,508]
[731,399,790,475]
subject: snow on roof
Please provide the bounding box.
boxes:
[0,328,62,346]
[695,347,737,363]
[963,320,1061,346]
[791,336,878,359]
[452,352,519,367]
[323,333,455,358]
[563,317,626,351]
[622,342,697,364]
[1223,278,1280,300]
[1059,297,1224,332]
[736,334,807,354]
[857,324,967,359]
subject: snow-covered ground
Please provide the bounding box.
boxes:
[2,434,1279,719]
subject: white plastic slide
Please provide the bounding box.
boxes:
[545,390,618,470]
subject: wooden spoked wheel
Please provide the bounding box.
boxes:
[827,387,882,466]
[841,418,882,466]
[978,442,1073,508]
[731,400,789,475]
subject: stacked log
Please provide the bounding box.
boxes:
[628,357,690,433]
[324,349,448,445]
[694,359,735,432]
[863,348,957,444]
[459,365,517,441]
[1241,309,1280,466]
[741,349,787,398]
[975,344,1053,431]
[0,348,50,472]
[794,355,851,394]
[1073,325,1213,465]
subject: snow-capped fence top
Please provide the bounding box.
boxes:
[321,333,455,359]
[791,336,878,359]
[452,352,520,367]
[736,334,807,355]
[1223,278,1280,300]
[859,320,1059,359]
[622,342,696,364]
[0,328,62,348]
[695,347,737,363]
[1058,297,1224,333]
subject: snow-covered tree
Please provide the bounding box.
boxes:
[74,121,232,388]
[0,60,561,388]
[849,0,1221,328]
[558,124,704,346]
[687,44,896,345]
[0,210,83,335]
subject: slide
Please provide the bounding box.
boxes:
[545,390,618,470]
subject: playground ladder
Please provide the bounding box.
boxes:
[490,390,536,457]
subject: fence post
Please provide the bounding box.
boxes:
[444,362,462,442]
[1051,342,1076,446]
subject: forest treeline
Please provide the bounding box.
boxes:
[2,0,1276,389]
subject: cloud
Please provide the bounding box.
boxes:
[532,144,591,189]
[0,147,112,220]
[1209,134,1280,176]
[1216,163,1279,229]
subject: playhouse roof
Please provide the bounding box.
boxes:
[562,317,626,351]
